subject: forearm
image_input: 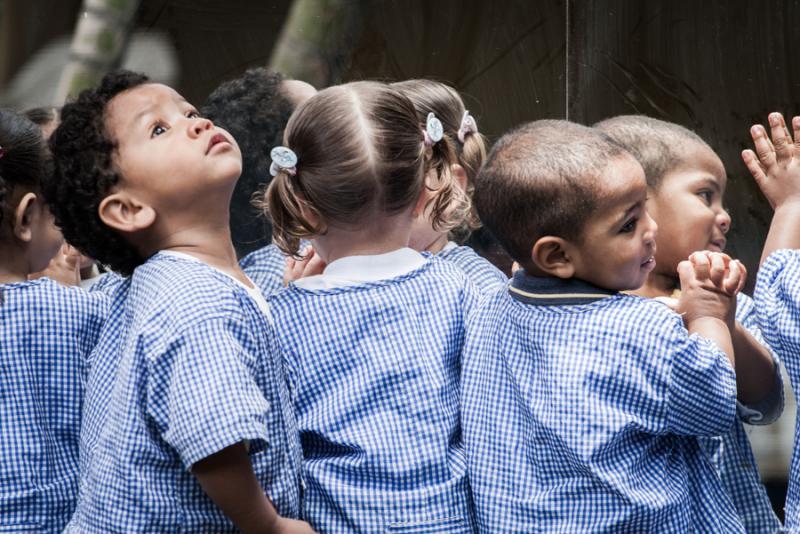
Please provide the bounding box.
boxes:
[192,442,279,533]
[761,201,800,264]
[688,317,735,370]
[732,323,777,405]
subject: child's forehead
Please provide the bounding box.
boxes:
[595,155,647,206]
[662,141,726,186]
[106,83,190,129]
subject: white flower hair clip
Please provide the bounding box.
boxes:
[457,110,478,143]
[424,112,444,147]
[270,146,298,177]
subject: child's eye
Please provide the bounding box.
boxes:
[620,217,638,233]
[151,124,168,137]
[698,190,713,204]
[187,110,201,119]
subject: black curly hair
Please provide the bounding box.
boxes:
[43,69,150,276]
[202,68,293,257]
[0,109,48,233]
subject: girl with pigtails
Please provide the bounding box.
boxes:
[262,81,478,533]
[394,79,508,294]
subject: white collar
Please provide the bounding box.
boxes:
[294,247,427,290]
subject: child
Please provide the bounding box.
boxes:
[25,106,110,289]
[596,115,783,533]
[393,79,507,293]
[263,81,476,532]
[462,120,746,532]
[203,68,317,297]
[743,111,800,531]
[42,70,311,532]
[0,109,107,533]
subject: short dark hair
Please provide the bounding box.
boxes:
[0,109,48,233]
[594,115,709,189]
[202,68,293,257]
[43,69,150,276]
[475,120,626,267]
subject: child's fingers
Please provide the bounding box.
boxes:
[769,112,794,164]
[301,254,326,278]
[708,253,727,287]
[676,260,695,288]
[723,259,740,295]
[735,260,748,294]
[793,117,800,153]
[689,251,711,279]
[750,124,777,170]
[742,150,769,186]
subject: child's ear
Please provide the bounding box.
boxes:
[531,236,576,279]
[411,182,432,219]
[13,192,39,243]
[98,192,156,234]
[450,163,468,192]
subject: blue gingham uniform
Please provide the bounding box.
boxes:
[697,293,783,534]
[240,244,286,298]
[269,252,477,533]
[65,252,301,532]
[438,242,507,294]
[755,249,800,531]
[462,271,743,533]
[0,278,107,533]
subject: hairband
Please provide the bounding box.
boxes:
[270,146,297,177]
[424,112,444,147]
[457,111,478,143]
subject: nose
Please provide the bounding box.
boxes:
[717,208,731,234]
[643,210,658,245]
[189,117,213,137]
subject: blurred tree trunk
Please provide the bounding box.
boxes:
[0,0,82,87]
[269,0,365,88]
[53,0,139,103]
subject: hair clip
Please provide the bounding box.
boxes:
[270,146,298,177]
[457,111,478,143]
[0,145,4,160]
[424,112,444,147]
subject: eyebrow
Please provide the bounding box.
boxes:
[130,97,191,129]
[615,200,642,226]
[693,175,722,191]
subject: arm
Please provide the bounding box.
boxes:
[731,323,777,405]
[193,443,280,533]
[742,113,800,263]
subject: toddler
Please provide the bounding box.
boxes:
[462,120,745,532]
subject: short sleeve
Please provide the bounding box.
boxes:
[665,320,737,436]
[146,317,272,468]
[756,249,800,381]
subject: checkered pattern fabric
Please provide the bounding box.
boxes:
[65,253,301,532]
[696,293,783,534]
[461,285,744,533]
[438,244,507,295]
[269,256,477,533]
[240,244,286,298]
[0,278,107,533]
[755,249,800,531]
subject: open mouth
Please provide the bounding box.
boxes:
[206,133,230,154]
[641,255,655,268]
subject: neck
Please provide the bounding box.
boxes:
[0,243,31,284]
[313,211,414,265]
[138,220,248,285]
[425,233,450,254]
[632,269,678,298]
